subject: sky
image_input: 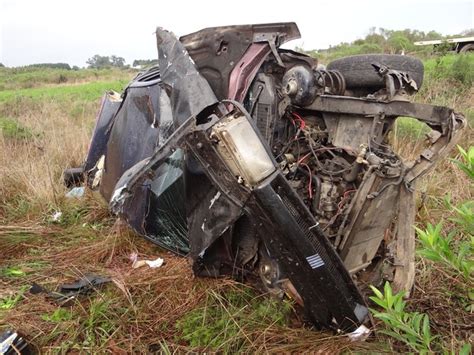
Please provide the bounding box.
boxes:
[0,0,473,67]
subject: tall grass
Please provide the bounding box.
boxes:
[0,55,472,352]
[0,78,128,221]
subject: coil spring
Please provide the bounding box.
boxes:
[313,69,346,95]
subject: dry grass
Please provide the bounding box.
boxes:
[0,64,472,352]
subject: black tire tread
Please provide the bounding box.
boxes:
[327,54,424,89]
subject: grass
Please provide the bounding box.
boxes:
[0,80,128,104]
[0,56,473,352]
[0,117,35,140]
[175,288,292,352]
[0,66,134,91]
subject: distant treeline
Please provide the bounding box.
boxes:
[299,27,474,62]
[0,63,80,70]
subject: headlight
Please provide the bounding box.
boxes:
[211,114,276,187]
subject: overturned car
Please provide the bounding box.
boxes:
[65,23,465,332]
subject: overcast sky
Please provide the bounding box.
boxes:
[0,0,472,67]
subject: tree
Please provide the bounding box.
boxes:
[86,55,112,69]
[388,34,412,53]
[86,55,127,69]
[110,55,125,68]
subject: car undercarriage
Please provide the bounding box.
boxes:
[65,22,465,332]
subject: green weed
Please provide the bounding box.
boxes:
[0,294,22,310]
[0,287,28,310]
[42,308,74,323]
[370,282,436,353]
[448,199,474,235]
[415,145,474,279]
[1,266,26,278]
[451,145,474,180]
[82,299,116,349]
[415,223,472,280]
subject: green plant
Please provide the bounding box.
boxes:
[42,308,74,322]
[0,294,22,310]
[369,282,436,353]
[1,266,26,277]
[80,299,116,350]
[0,287,28,310]
[449,200,474,235]
[416,146,474,279]
[415,223,472,279]
[450,54,474,86]
[451,145,474,180]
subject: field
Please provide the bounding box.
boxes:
[0,55,472,353]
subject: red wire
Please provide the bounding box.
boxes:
[297,152,311,164]
[337,189,357,210]
[292,112,306,130]
[289,112,311,199]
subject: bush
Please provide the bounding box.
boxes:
[450,54,474,86]
[427,54,474,86]
[25,63,71,70]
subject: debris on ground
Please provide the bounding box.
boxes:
[130,252,164,269]
[347,325,371,342]
[30,274,111,305]
[65,186,85,198]
[0,329,32,354]
[51,211,62,223]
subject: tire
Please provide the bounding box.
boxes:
[327,54,424,90]
[459,43,474,53]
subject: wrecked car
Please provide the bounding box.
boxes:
[64,23,465,332]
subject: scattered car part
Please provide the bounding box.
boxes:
[30,274,111,305]
[129,253,165,269]
[66,22,465,332]
[0,330,32,355]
